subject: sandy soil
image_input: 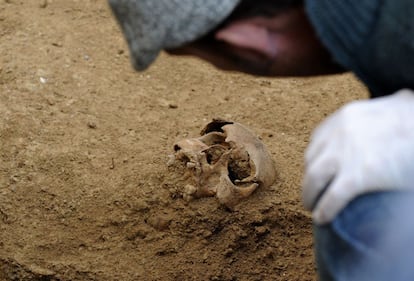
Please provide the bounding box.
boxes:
[0,0,368,280]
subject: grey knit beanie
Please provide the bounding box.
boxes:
[108,0,241,71]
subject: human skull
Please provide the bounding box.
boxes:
[169,119,277,209]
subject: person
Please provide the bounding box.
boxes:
[108,0,414,280]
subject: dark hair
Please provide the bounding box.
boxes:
[228,0,303,19]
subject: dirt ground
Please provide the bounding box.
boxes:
[0,1,368,280]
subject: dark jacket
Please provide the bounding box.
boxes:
[306,0,414,97]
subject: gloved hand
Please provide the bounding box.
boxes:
[302,89,414,224]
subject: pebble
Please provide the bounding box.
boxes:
[39,0,48,8]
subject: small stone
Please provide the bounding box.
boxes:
[39,0,48,8]
[255,226,269,235]
[9,176,18,184]
[223,248,234,257]
[147,215,171,231]
[51,42,63,47]
[87,122,97,129]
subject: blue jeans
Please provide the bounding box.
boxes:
[314,191,414,281]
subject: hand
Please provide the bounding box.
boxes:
[303,89,414,224]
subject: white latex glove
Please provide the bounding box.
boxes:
[302,89,414,224]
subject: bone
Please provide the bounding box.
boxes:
[170,119,277,209]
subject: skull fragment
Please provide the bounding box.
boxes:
[169,119,277,209]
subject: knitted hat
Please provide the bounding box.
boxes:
[109,0,241,70]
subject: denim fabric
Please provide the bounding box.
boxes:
[314,191,414,281]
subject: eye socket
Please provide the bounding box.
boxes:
[174,144,181,152]
[227,154,251,184]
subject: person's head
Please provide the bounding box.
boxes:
[109,0,344,77]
